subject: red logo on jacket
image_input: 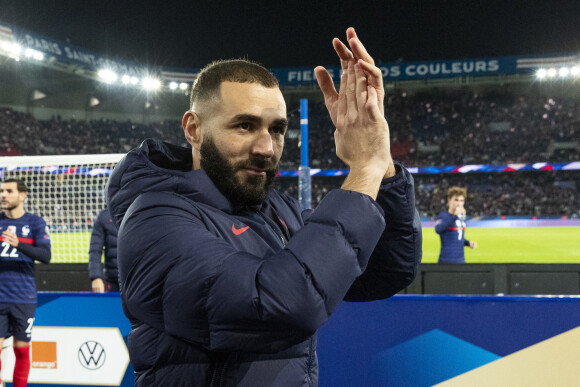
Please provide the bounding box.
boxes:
[232,224,250,235]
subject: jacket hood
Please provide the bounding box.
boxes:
[106,138,235,228]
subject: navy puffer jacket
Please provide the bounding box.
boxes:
[107,139,421,386]
[88,208,118,284]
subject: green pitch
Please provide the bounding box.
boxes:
[422,226,580,263]
[49,227,580,264]
[50,231,92,263]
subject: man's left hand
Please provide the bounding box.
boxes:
[469,241,477,249]
[315,27,385,125]
[315,27,394,178]
[2,230,19,247]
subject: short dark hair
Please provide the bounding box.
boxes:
[2,178,28,192]
[189,59,279,109]
[447,186,466,200]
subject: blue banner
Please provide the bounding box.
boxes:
[318,295,580,386]
[24,293,580,386]
[273,58,506,85]
[270,54,577,85]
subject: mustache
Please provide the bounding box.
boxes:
[233,159,278,173]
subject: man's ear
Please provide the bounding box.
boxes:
[182,111,203,150]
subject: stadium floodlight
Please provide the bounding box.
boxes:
[179,82,188,90]
[10,42,21,55]
[24,48,44,61]
[559,67,569,77]
[2,42,21,59]
[130,76,139,85]
[536,69,547,79]
[547,68,557,78]
[1,41,12,53]
[142,77,161,90]
[121,75,131,84]
[169,81,178,90]
[98,69,118,83]
[571,66,580,76]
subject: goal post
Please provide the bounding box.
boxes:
[0,154,125,263]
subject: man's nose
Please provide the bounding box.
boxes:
[250,130,274,159]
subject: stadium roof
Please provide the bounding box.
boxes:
[1,0,579,69]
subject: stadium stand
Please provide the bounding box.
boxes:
[2,85,578,219]
[0,107,187,155]
[275,171,580,218]
[284,90,580,168]
[3,89,579,165]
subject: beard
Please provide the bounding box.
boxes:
[1,202,17,211]
[200,136,279,207]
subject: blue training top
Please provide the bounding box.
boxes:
[435,211,470,263]
[0,212,51,303]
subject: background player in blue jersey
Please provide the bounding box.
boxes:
[0,178,51,387]
[435,186,477,263]
[88,207,119,293]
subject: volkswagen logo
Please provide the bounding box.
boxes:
[78,341,106,370]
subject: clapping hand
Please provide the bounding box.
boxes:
[315,27,394,179]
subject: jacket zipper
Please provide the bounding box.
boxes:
[218,359,229,387]
[255,210,287,247]
[209,362,218,387]
[209,357,229,387]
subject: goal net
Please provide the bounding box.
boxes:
[0,154,125,263]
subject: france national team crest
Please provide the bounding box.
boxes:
[22,225,30,237]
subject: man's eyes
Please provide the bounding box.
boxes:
[235,122,286,135]
[271,126,286,134]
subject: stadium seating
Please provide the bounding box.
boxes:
[275,171,580,218]
[1,86,579,218]
[2,88,579,164]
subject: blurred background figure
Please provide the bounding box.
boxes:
[435,186,477,264]
[88,207,118,292]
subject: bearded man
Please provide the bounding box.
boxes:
[107,28,422,386]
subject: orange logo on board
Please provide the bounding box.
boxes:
[31,341,57,369]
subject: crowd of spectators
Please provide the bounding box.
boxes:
[413,171,579,218]
[0,108,187,156]
[11,168,577,229]
[1,88,579,164]
[276,171,580,218]
[1,87,579,217]
[283,89,580,168]
[0,107,43,155]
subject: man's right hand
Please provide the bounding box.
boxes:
[92,278,105,293]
